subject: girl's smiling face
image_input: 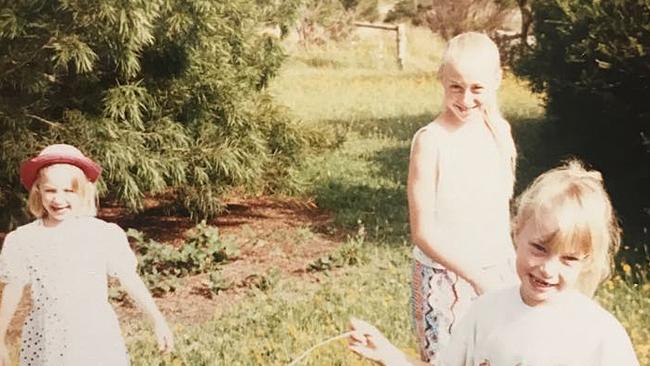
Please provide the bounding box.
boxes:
[514,214,587,306]
[440,62,499,124]
[39,164,82,226]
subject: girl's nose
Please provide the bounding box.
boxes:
[52,192,65,204]
[462,90,474,107]
[539,257,560,278]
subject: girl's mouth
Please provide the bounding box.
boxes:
[51,206,71,213]
[455,103,477,111]
[530,274,556,289]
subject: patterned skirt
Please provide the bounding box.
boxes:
[411,259,477,365]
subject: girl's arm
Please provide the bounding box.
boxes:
[0,283,24,365]
[118,272,174,353]
[408,129,491,294]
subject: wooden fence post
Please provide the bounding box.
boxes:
[396,24,406,70]
[353,22,407,70]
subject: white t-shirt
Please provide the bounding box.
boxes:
[441,286,640,366]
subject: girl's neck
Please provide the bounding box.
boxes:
[42,216,63,227]
[518,287,577,309]
[41,215,80,227]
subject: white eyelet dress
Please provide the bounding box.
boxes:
[0,217,135,366]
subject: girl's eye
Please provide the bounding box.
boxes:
[450,84,463,91]
[562,254,584,264]
[531,243,546,253]
[471,86,484,93]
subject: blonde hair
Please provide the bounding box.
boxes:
[28,164,98,218]
[438,32,517,196]
[512,160,621,297]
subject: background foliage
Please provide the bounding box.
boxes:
[385,0,518,39]
[0,0,313,228]
[295,0,379,45]
[515,0,650,249]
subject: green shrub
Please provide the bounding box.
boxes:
[515,0,650,248]
[0,0,314,228]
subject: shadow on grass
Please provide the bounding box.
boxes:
[310,114,569,244]
[307,115,426,243]
[312,182,409,243]
[511,116,568,194]
[310,113,648,260]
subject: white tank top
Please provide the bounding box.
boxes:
[412,120,515,268]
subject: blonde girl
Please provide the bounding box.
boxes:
[350,160,639,365]
[0,144,174,366]
[408,32,518,363]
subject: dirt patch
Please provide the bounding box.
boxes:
[1,196,343,340]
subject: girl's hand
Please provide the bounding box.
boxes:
[154,320,174,354]
[348,318,411,366]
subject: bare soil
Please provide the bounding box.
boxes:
[0,196,342,341]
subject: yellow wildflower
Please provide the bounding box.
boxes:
[622,263,632,274]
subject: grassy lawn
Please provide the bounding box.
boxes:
[125,26,650,365]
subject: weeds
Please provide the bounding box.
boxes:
[125,220,238,296]
[309,223,370,271]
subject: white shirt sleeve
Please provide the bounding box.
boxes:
[104,223,138,278]
[0,231,29,285]
[594,316,640,366]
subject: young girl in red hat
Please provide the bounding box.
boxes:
[0,144,174,366]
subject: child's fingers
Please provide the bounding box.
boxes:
[348,329,368,343]
[349,343,379,361]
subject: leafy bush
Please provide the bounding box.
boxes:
[385,0,517,40]
[296,0,380,46]
[0,0,315,228]
[343,0,380,22]
[515,0,650,245]
[126,221,238,296]
[296,0,353,45]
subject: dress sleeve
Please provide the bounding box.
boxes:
[0,231,29,285]
[105,223,138,278]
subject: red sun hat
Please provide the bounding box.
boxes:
[20,144,102,190]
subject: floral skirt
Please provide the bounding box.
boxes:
[410,259,477,365]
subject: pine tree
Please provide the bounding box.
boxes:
[0,0,305,227]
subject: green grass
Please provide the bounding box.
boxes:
[127,245,413,366]
[125,25,650,365]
